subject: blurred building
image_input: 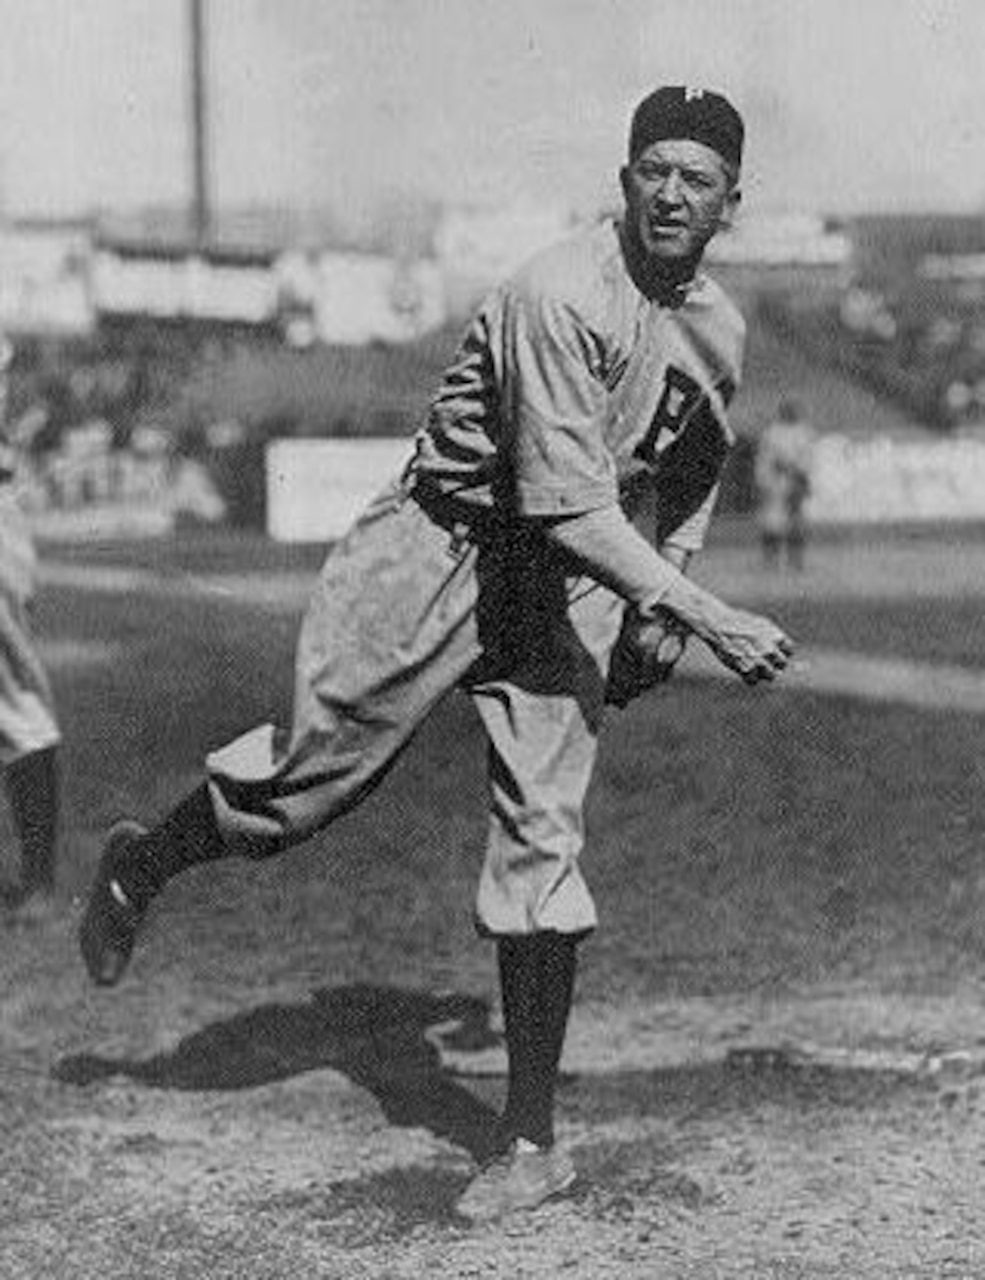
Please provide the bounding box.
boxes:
[0,218,95,334]
[0,214,450,347]
[93,239,280,331]
[92,238,446,346]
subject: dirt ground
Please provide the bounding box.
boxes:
[5,529,985,1278]
[9,931,985,1279]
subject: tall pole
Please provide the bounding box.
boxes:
[189,0,210,248]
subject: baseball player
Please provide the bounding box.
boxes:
[754,397,817,570]
[0,339,61,920]
[79,87,793,1220]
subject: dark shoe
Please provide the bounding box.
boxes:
[454,1140,576,1223]
[79,821,149,986]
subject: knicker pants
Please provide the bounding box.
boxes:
[205,477,624,936]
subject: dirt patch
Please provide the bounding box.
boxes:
[6,929,985,1279]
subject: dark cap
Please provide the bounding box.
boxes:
[629,86,744,171]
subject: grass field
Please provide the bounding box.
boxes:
[6,522,985,1276]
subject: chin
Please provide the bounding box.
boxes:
[639,227,690,260]
[643,240,692,267]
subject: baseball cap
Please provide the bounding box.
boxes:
[628,86,744,171]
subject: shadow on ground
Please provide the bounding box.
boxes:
[51,985,947,1241]
[53,983,506,1162]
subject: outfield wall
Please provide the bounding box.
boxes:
[808,434,985,524]
[266,438,413,542]
[265,435,985,542]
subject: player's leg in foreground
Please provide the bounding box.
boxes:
[454,565,618,1223]
[79,482,482,985]
[6,744,60,919]
[453,931,581,1222]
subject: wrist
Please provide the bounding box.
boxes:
[657,575,728,639]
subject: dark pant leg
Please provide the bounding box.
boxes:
[7,744,58,894]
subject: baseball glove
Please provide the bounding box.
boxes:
[605,605,689,708]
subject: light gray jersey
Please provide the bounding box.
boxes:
[411,218,745,550]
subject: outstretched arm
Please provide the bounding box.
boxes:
[544,504,793,686]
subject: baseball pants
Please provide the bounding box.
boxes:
[205,476,624,936]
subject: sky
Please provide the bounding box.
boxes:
[0,0,981,223]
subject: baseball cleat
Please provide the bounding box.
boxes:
[454,1140,576,1223]
[79,820,150,986]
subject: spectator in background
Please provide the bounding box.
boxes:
[0,338,61,921]
[754,397,817,571]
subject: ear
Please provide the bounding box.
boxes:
[718,184,741,231]
[618,164,632,200]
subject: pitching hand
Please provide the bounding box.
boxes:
[701,605,794,685]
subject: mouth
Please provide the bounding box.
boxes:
[648,217,688,238]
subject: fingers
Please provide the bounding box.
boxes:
[706,612,795,686]
[742,664,777,686]
[738,629,795,686]
[767,642,792,672]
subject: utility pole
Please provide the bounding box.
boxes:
[189,0,211,248]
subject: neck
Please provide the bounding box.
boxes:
[617,220,700,306]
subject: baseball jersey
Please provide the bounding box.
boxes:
[410,218,745,552]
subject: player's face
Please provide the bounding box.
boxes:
[620,138,739,270]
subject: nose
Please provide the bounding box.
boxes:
[655,169,684,204]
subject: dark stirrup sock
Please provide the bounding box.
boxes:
[498,931,580,1150]
[535,930,579,1089]
[6,746,59,894]
[498,935,543,1143]
[117,783,226,909]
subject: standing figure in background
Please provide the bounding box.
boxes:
[754,398,816,570]
[0,339,61,920]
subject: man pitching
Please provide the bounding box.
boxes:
[79,86,792,1221]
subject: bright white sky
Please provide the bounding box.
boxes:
[0,0,980,221]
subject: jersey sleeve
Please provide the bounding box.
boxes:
[498,278,618,517]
